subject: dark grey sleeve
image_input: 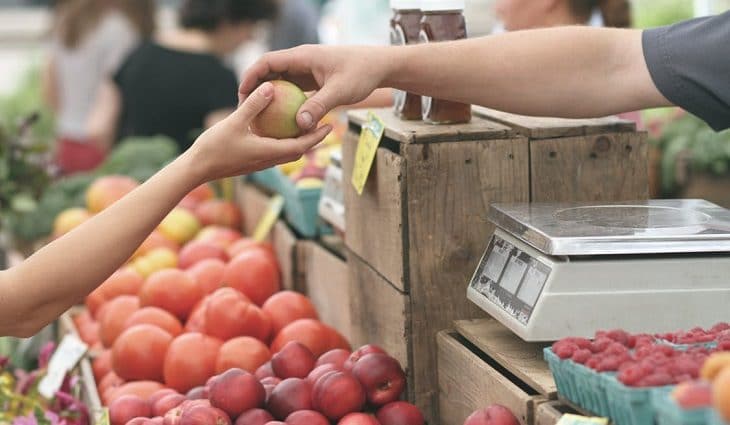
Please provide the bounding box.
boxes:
[642,11,730,131]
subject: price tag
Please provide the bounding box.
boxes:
[351,112,385,195]
[97,408,110,425]
[38,334,88,399]
[252,195,284,242]
[557,414,609,425]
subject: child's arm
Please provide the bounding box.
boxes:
[0,82,331,337]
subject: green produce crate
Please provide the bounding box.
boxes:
[652,387,710,425]
[248,168,283,193]
[605,374,674,425]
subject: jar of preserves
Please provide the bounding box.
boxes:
[390,0,423,120]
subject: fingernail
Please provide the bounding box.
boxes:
[259,82,274,98]
[299,111,313,129]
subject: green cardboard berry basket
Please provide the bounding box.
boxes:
[604,374,674,425]
[708,410,729,425]
[544,348,612,416]
[652,387,711,425]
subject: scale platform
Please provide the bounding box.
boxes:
[467,199,730,341]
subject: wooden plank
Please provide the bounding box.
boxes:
[535,401,576,425]
[303,241,352,341]
[342,134,407,291]
[404,137,531,419]
[437,331,540,425]
[473,106,636,139]
[455,318,557,397]
[346,252,409,380]
[530,132,649,202]
[271,220,298,291]
[347,108,514,144]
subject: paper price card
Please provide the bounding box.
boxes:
[351,112,385,195]
[253,194,284,242]
[97,408,110,425]
[557,414,609,425]
[38,334,88,399]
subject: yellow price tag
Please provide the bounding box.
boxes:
[252,195,284,242]
[351,112,385,195]
[557,414,609,425]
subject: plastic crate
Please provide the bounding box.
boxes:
[248,168,282,193]
[708,410,729,425]
[652,387,711,425]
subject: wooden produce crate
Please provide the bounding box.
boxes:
[299,240,352,342]
[437,319,557,425]
[342,108,647,422]
[236,180,307,292]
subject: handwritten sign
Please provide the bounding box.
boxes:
[351,112,385,195]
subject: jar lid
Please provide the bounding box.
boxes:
[419,0,465,11]
[390,0,421,9]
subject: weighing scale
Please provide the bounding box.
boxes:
[318,148,345,233]
[467,199,730,342]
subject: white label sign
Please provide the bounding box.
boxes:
[39,334,88,398]
[501,256,528,295]
[517,265,548,307]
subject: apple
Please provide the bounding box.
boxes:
[208,368,266,417]
[153,394,186,417]
[179,405,231,425]
[312,371,366,420]
[344,345,387,371]
[316,349,351,369]
[351,354,406,406]
[195,199,242,229]
[178,241,228,269]
[376,402,424,425]
[235,408,274,425]
[251,80,308,139]
[285,410,329,425]
[464,405,520,425]
[337,413,380,425]
[307,364,342,385]
[271,341,316,379]
[266,378,313,419]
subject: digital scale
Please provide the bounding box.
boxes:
[318,148,345,234]
[467,199,730,341]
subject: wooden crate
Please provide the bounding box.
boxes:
[438,319,557,425]
[534,401,577,425]
[235,180,306,292]
[342,108,646,422]
[300,240,352,341]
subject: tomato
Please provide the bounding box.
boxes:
[125,307,183,337]
[216,336,271,374]
[139,269,201,321]
[262,291,319,336]
[112,324,173,381]
[164,333,223,393]
[205,288,271,342]
[222,248,280,306]
[99,296,140,348]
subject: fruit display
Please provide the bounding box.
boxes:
[463,405,519,425]
[546,325,730,425]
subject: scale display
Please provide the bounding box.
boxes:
[469,235,551,325]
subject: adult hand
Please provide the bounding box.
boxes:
[239,45,390,131]
[188,81,332,183]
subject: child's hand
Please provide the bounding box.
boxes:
[186,81,332,183]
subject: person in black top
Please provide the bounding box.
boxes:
[88,0,277,152]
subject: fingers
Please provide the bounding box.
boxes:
[255,124,333,160]
[297,83,346,131]
[232,82,274,124]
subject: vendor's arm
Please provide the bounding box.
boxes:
[241,12,730,131]
[0,82,331,338]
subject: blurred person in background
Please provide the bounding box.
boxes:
[87,0,277,153]
[269,0,320,51]
[493,0,640,126]
[43,0,155,175]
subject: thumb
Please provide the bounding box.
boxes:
[233,81,274,123]
[296,82,343,131]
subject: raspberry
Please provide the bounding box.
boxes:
[553,341,578,359]
[618,365,647,386]
[641,372,673,387]
[571,349,592,364]
[572,338,593,350]
[606,342,629,356]
[597,356,621,372]
[711,323,730,334]
[606,329,631,347]
[586,357,601,370]
[591,337,613,353]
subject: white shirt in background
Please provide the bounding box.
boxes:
[51,10,139,140]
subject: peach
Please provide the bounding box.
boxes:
[187,259,226,295]
[209,369,266,417]
[186,386,209,400]
[148,389,178,408]
[133,231,180,260]
[216,336,271,374]
[250,80,307,139]
[262,291,319,336]
[235,409,274,425]
[701,352,730,381]
[337,413,380,425]
[464,405,520,425]
[53,207,92,238]
[316,349,351,369]
[285,410,329,425]
[132,248,179,278]
[196,226,242,249]
[158,208,201,245]
[178,241,228,269]
[307,364,342,385]
[271,342,316,379]
[109,395,151,425]
[713,367,730,420]
[205,288,271,341]
[179,184,215,211]
[266,378,313,420]
[195,199,242,229]
[86,175,139,213]
[376,402,424,425]
[344,345,386,371]
[179,405,231,425]
[255,362,276,380]
[312,371,366,420]
[352,354,406,406]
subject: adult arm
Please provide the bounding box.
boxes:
[0,82,331,338]
[240,26,670,130]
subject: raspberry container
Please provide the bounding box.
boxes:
[544,348,612,416]
[708,411,730,425]
[652,387,710,425]
[604,374,674,425]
